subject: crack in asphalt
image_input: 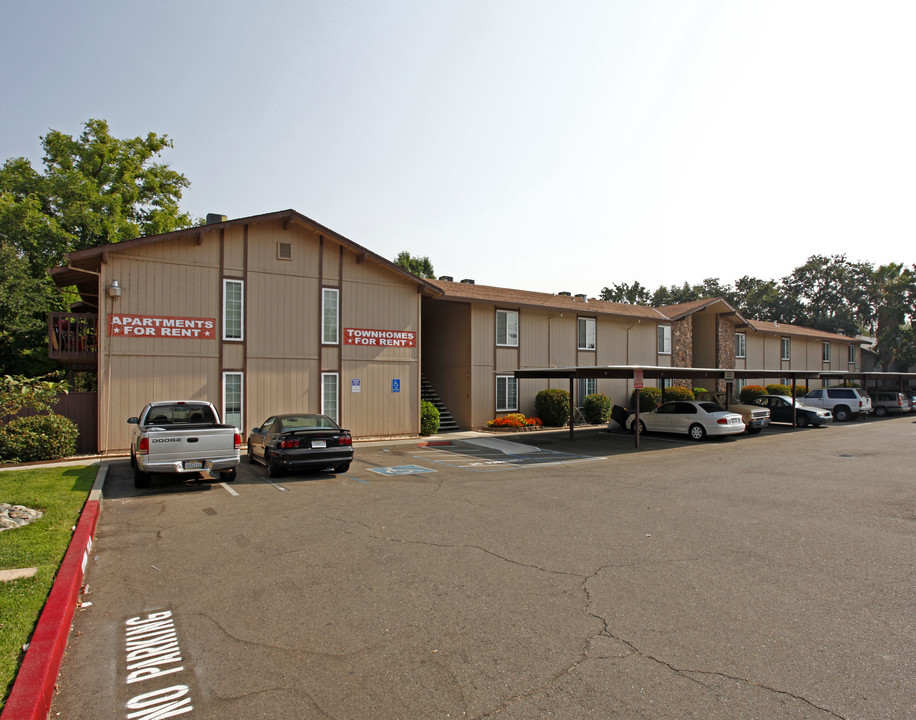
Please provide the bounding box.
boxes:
[328,519,852,720]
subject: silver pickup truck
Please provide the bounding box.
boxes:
[128,401,241,488]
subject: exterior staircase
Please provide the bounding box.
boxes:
[421,375,459,432]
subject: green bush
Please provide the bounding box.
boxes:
[738,385,768,403]
[662,385,694,401]
[0,414,79,463]
[630,387,662,412]
[582,393,612,424]
[535,388,571,427]
[765,383,791,396]
[420,400,440,436]
[692,387,707,395]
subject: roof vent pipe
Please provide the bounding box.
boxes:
[206,213,227,225]
[439,275,454,282]
[575,293,586,299]
[460,279,475,284]
[558,291,571,296]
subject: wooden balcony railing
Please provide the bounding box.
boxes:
[48,312,98,366]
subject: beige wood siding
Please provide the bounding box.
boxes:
[421,300,472,428]
[548,315,576,367]
[519,310,549,367]
[247,358,314,428]
[342,359,418,436]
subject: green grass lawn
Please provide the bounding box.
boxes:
[0,465,96,709]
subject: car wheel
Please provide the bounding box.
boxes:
[334,463,351,473]
[130,449,136,468]
[833,406,850,422]
[795,414,810,428]
[266,451,283,478]
[133,466,151,489]
[246,444,254,463]
[688,423,707,441]
[875,406,888,417]
[631,420,647,434]
[220,468,237,482]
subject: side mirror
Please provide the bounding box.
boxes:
[127,417,139,424]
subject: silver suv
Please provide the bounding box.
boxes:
[802,388,873,422]
[871,391,912,416]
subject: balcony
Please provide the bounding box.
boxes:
[48,312,98,368]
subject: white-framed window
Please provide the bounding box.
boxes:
[322,288,339,345]
[578,317,596,350]
[735,378,746,395]
[496,375,518,412]
[496,309,519,347]
[223,279,244,341]
[322,372,339,423]
[735,332,746,359]
[822,341,831,363]
[584,377,597,396]
[657,325,671,355]
[781,337,791,361]
[848,344,856,364]
[222,372,243,430]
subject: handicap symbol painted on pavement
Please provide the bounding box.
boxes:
[368,465,435,476]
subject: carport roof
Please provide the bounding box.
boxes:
[513,365,828,381]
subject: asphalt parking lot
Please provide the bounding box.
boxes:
[52,417,915,719]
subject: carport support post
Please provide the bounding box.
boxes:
[569,377,575,439]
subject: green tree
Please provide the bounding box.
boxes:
[866,263,916,370]
[600,281,651,305]
[395,251,435,278]
[0,119,196,375]
[781,255,872,335]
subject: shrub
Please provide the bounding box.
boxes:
[692,387,707,396]
[420,400,440,436]
[738,385,768,403]
[535,388,571,427]
[487,413,543,429]
[765,383,791,396]
[662,385,694,401]
[582,393,612,424]
[630,387,662,412]
[0,414,78,463]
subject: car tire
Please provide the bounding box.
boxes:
[220,468,237,482]
[688,423,707,441]
[334,463,351,473]
[130,449,136,468]
[795,414,810,428]
[133,466,151,489]
[266,452,283,478]
[833,406,851,422]
[631,420,647,434]
[875,406,888,417]
[246,444,255,464]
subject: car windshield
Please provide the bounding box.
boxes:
[279,415,339,431]
[146,404,216,425]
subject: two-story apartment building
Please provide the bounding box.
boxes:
[49,210,441,453]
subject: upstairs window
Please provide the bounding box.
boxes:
[223,279,244,341]
[496,309,519,347]
[822,341,831,363]
[657,325,671,355]
[322,288,339,345]
[578,317,596,350]
[735,333,746,359]
[781,337,791,361]
[848,344,856,364]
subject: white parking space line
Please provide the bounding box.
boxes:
[261,477,289,492]
[220,483,239,496]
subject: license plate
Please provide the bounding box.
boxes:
[311,440,327,448]
[184,460,203,469]
[729,418,740,424]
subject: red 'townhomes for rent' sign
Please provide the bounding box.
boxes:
[344,328,416,347]
[108,314,216,338]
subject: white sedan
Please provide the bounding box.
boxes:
[626,400,746,440]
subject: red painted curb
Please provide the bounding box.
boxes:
[1,499,100,720]
[417,441,452,447]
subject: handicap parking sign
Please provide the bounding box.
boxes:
[392,379,400,393]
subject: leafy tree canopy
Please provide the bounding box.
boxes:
[395,251,435,278]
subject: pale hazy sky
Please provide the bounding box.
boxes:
[2,1,914,297]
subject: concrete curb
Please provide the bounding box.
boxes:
[1,462,107,720]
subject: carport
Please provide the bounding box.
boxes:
[514,365,830,446]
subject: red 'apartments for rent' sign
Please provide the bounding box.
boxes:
[344,328,416,347]
[108,314,216,338]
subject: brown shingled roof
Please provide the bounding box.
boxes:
[747,319,865,343]
[656,297,746,322]
[427,279,666,320]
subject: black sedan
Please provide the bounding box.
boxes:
[748,395,832,427]
[247,414,353,477]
